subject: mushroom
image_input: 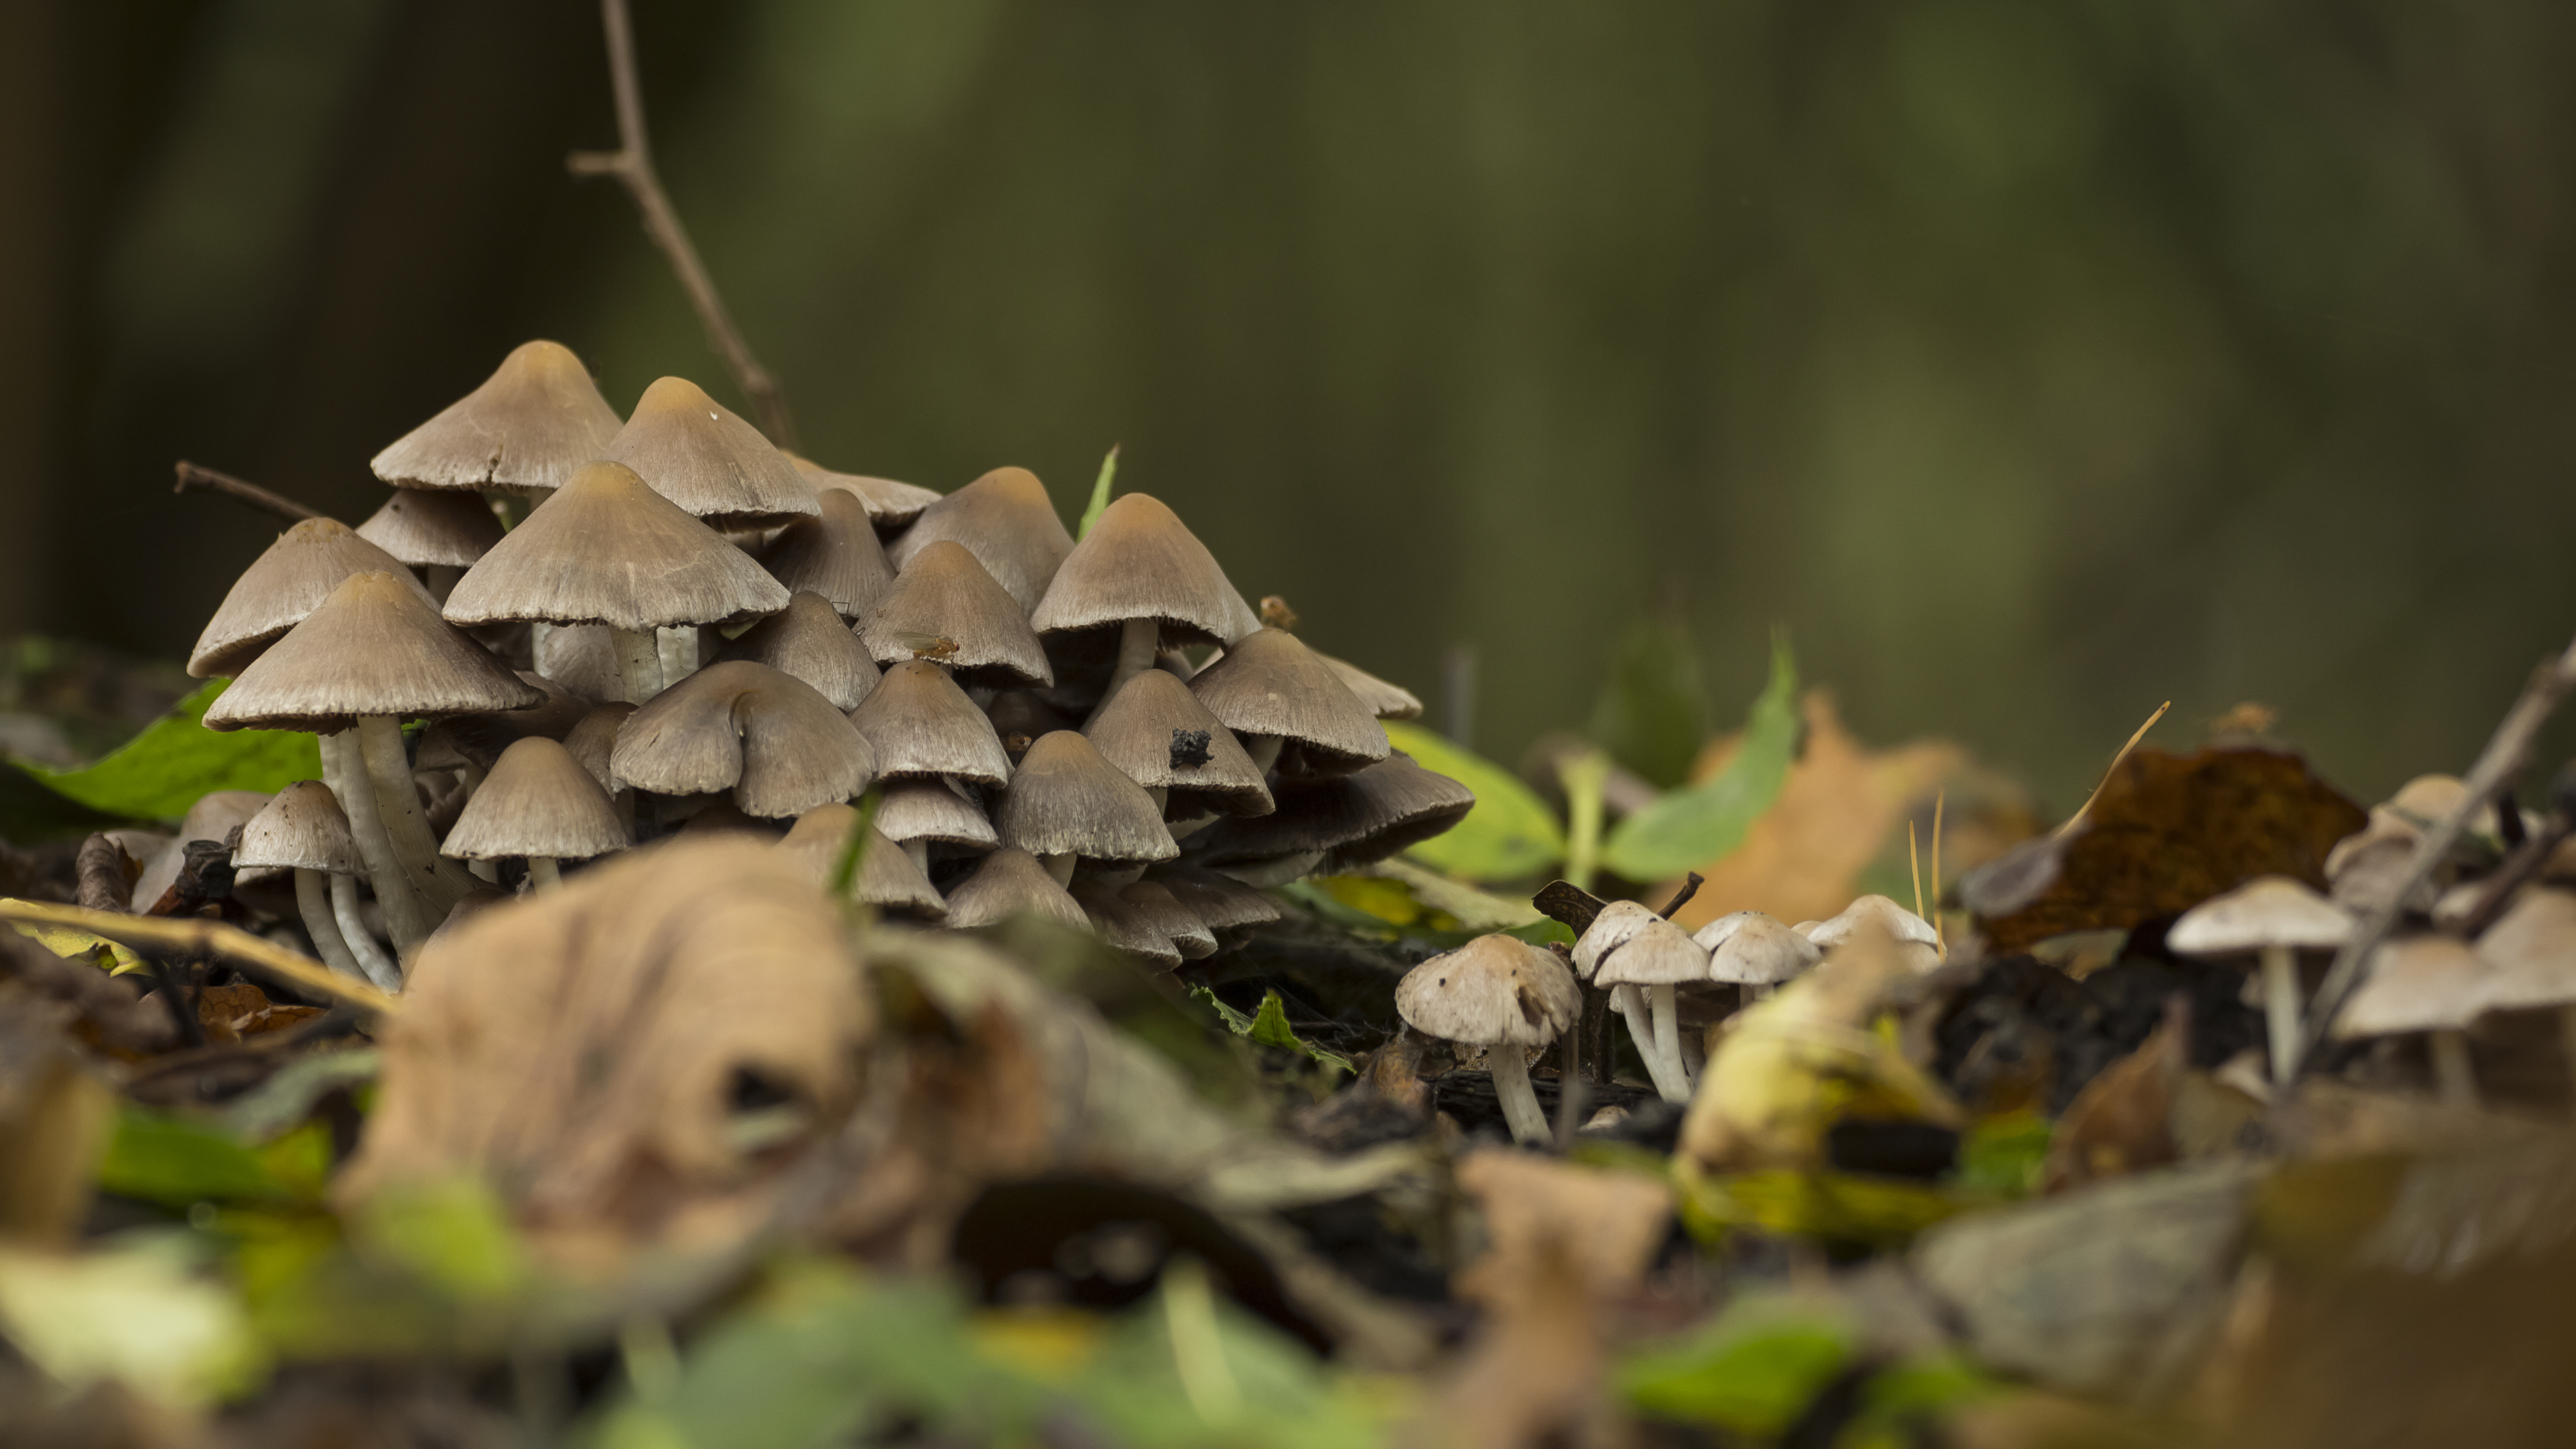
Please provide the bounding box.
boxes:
[2325,808,2437,917]
[992,730,1177,887]
[886,466,1074,615]
[941,847,1089,930]
[1808,895,1943,974]
[788,455,942,532]
[779,804,946,919]
[1070,880,1182,967]
[1084,668,1273,828]
[188,517,435,679]
[1183,751,1472,882]
[610,660,877,820]
[442,460,790,704]
[2334,935,2490,1108]
[1186,627,1388,779]
[2472,886,2576,1117]
[1696,910,1821,1002]
[1119,880,1218,960]
[715,591,882,710]
[563,702,640,837]
[233,780,399,991]
[1317,653,1425,721]
[754,489,896,624]
[1145,864,1281,948]
[599,375,820,529]
[858,539,1053,688]
[204,570,542,955]
[874,777,998,876]
[2168,876,2353,1083]
[440,737,630,890]
[1029,493,1260,714]
[368,339,623,496]
[847,660,1014,790]
[1395,934,1582,1145]
[1577,900,1709,1104]
[354,488,507,600]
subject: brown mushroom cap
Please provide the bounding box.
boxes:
[789,456,942,530]
[858,539,1053,687]
[1120,881,1217,960]
[885,466,1074,614]
[205,571,544,731]
[755,490,896,623]
[2167,877,2352,959]
[233,780,362,875]
[2336,936,2489,1038]
[1318,653,1425,721]
[846,660,1013,788]
[1084,669,1273,814]
[1070,881,1181,967]
[715,591,882,711]
[355,488,508,569]
[599,376,819,529]
[368,339,623,495]
[874,778,998,852]
[992,731,1177,865]
[1185,751,1470,874]
[562,702,638,796]
[443,461,792,633]
[441,737,630,862]
[778,805,946,918]
[1144,864,1281,932]
[1029,493,1260,647]
[610,660,877,819]
[189,518,437,678]
[941,847,1089,930]
[1186,628,1388,776]
[1395,933,1581,1047]
[417,673,589,772]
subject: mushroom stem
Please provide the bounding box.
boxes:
[612,626,664,704]
[1041,852,1077,888]
[1085,618,1162,728]
[1651,982,1693,1100]
[1167,813,1218,841]
[1487,1046,1550,1146]
[2260,944,2304,1083]
[328,871,402,991]
[1244,735,1283,776]
[902,839,930,876]
[527,856,563,890]
[1613,984,1690,1102]
[321,729,435,954]
[468,859,499,883]
[292,868,367,982]
[357,715,474,909]
[2429,1027,2478,1109]
[660,626,700,689]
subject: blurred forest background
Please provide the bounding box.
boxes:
[5,0,2576,813]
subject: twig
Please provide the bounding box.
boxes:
[172,461,328,525]
[0,899,397,1014]
[2297,632,2576,1076]
[2055,700,2170,840]
[568,0,795,448]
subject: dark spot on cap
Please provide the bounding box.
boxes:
[1169,728,1213,769]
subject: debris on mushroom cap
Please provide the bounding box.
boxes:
[755,490,897,623]
[442,461,791,634]
[611,660,877,819]
[777,805,946,918]
[1318,653,1425,721]
[1119,880,1217,960]
[2473,887,2576,1012]
[886,465,1075,615]
[1183,752,1470,875]
[2167,876,2353,959]
[1396,934,1581,1047]
[859,539,1054,687]
[204,571,544,731]
[874,777,999,852]
[234,780,363,876]
[1699,911,1822,986]
[442,737,630,863]
[1071,881,1182,967]
[1187,628,1389,777]
[1085,668,1273,813]
[563,702,639,797]
[1579,902,1709,988]
[847,659,1014,787]
[355,487,508,569]
[599,376,819,529]
[368,339,624,496]
[993,731,1178,865]
[1144,864,1281,931]
[189,517,438,678]
[2335,936,2489,1038]
[941,847,1089,930]
[716,591,883,711]
[787,455,942,529]
[1029,492,1262,647]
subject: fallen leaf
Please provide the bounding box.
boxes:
[0,1235,267,1413]
[18,680,320,821]
[192,980,323,1045]
[2042,999,2187,1192]
[1383,722,1563,882]
[4,899,148,976]
[1603,632,1799,884]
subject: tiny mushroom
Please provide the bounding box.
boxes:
[2471,886,2576,1120]
[1696,910,1821,1000]
[2334,935,2490,1108]
[873,777,998,875]
[440,737,630,890]
[1395,933,1582,1145]
[992,730,1178,887]
[1186,627,1388,779]
[1084,668,1274,827]
[1183,752,1472,885]
[847,659,1014,789]
[611,660,877,820]
[1119,880,1218,961]
[233,780,399,992]
[779,804,946,919]
[859,539,1053,687]
[788,455,942,531]
[1808,895,1944,974]
[716,591,883,710]
[1317,653,1425,721]
[2168,875,2353,1083]
[354,488,507,598]
[755,489,897,624]
[368,339,623,496]
[1070,880,1181,968]
[1029,493,1261,712]
[941,847,1089,931]
[886,466,1075,615]
[1577,900,1710,1104]
[599,375,819,529]
[188,518,435,679]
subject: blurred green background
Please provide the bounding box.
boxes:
[5,0,2574,814]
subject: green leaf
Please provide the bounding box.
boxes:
[1601,631,1799,883]
[1619,1296,1854,1436]
[1381,721,1565,882]
[1950,1110,2053,1200]
[1077,444,1121,539]
[1588,609,1712,790]
[18,680,322,820]
[96,1104,324,1209]
[1189,983,1352,1073]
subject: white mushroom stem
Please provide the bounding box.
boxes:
[902,839,931,876]
[659,627,699,689]
[1651,983,1694,1100]
[328,871,402,992]
[468,859,499,883]
[1488,1046,1551,1145]
[321,729,435,955]
[2260,944,2304,1083]
[292,868,367,982]
[1168,813,1218,841]
[1244,735,1283,776]
[526,856,563,890]
[358,715,475,909]
[2429,1027,2478,1109]
[1612,984,1691,1103]
[1086,618,1163,728]
[612,627,664,704]
[1041,853,1077,888]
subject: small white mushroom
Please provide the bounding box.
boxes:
[1396,934,1581,1145]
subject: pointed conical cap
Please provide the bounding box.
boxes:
[790,456,941,529]
[205,571,543,731]
[1071,881,1181,967]
[1187,752,1470,872]
[1187,628,1388,775]
[1396,934,1580,1048]
[716,592,881,710]
[886,466,1072,614]
[859,540,1052,686]
[563,702,637,795]
[1145,864,1281,932]
[355,488,507,568]
[189,518,436,678]
[993,731,1177,865]
[778,805,946,917]
[444,461,791,632]
[610,660,877,818]
[846,660,1011,787]
[2167,877,2351,959]
[1085,669,1271,813]
[875,778,997,851]
[233,780,362,874]
[942,847,1088,930]
[442,737,629,862]
[756,490,895,622]
[1030,493,1260,646]
[599,376,818,528]
[1121,881,1216,960]
[1319,654,1424,721]
[369,340,623,495]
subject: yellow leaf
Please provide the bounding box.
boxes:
[5,902,149,975]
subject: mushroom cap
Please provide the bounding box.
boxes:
[1071,881,1182,967]
[778,805,946,918]
[368,339,623,495]
[993,731,1178,865]
[1144,864,1281,932]
[233,780,362,875]
[1576,900,1710,987]
[1318,653,1424,721]
[858,539,1053,687]
[562,702,638,796]
[599,375,820,529]
[443,461,792,633]
[846,660,1013,787]
[874,777,998,852]
[941,847,1089,931]
[1120,881,1217,960]
[1183,751,1469,873]
[189,517,436,678]
[2335,936,2489,1038]
[885,466,1074,614]
[2168,877,2353,959]
[755,490,896,622]
[1187,628,1389,776]
[610,660,878,819]
[1810,894,1942,952]
[2474,887,2576,1012]
[1029,493,1260,646]
[1395,933,1581,1047]
[788,456,942,529]
[1084,668,1273,812]
[1696,910,1823,986]
[355,488,508,569]
[715,591,882,711]
[417,673,589,772]
[441,737,629,862]
[204,571,544,731]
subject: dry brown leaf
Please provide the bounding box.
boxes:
[190,981,322,1045]
[2044,1000,2187,1192]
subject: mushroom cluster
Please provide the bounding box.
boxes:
[193,341,1468,980]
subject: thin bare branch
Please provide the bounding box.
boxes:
[172,461,329,525]
[568,0,796,449]
[0,898,398,1014]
